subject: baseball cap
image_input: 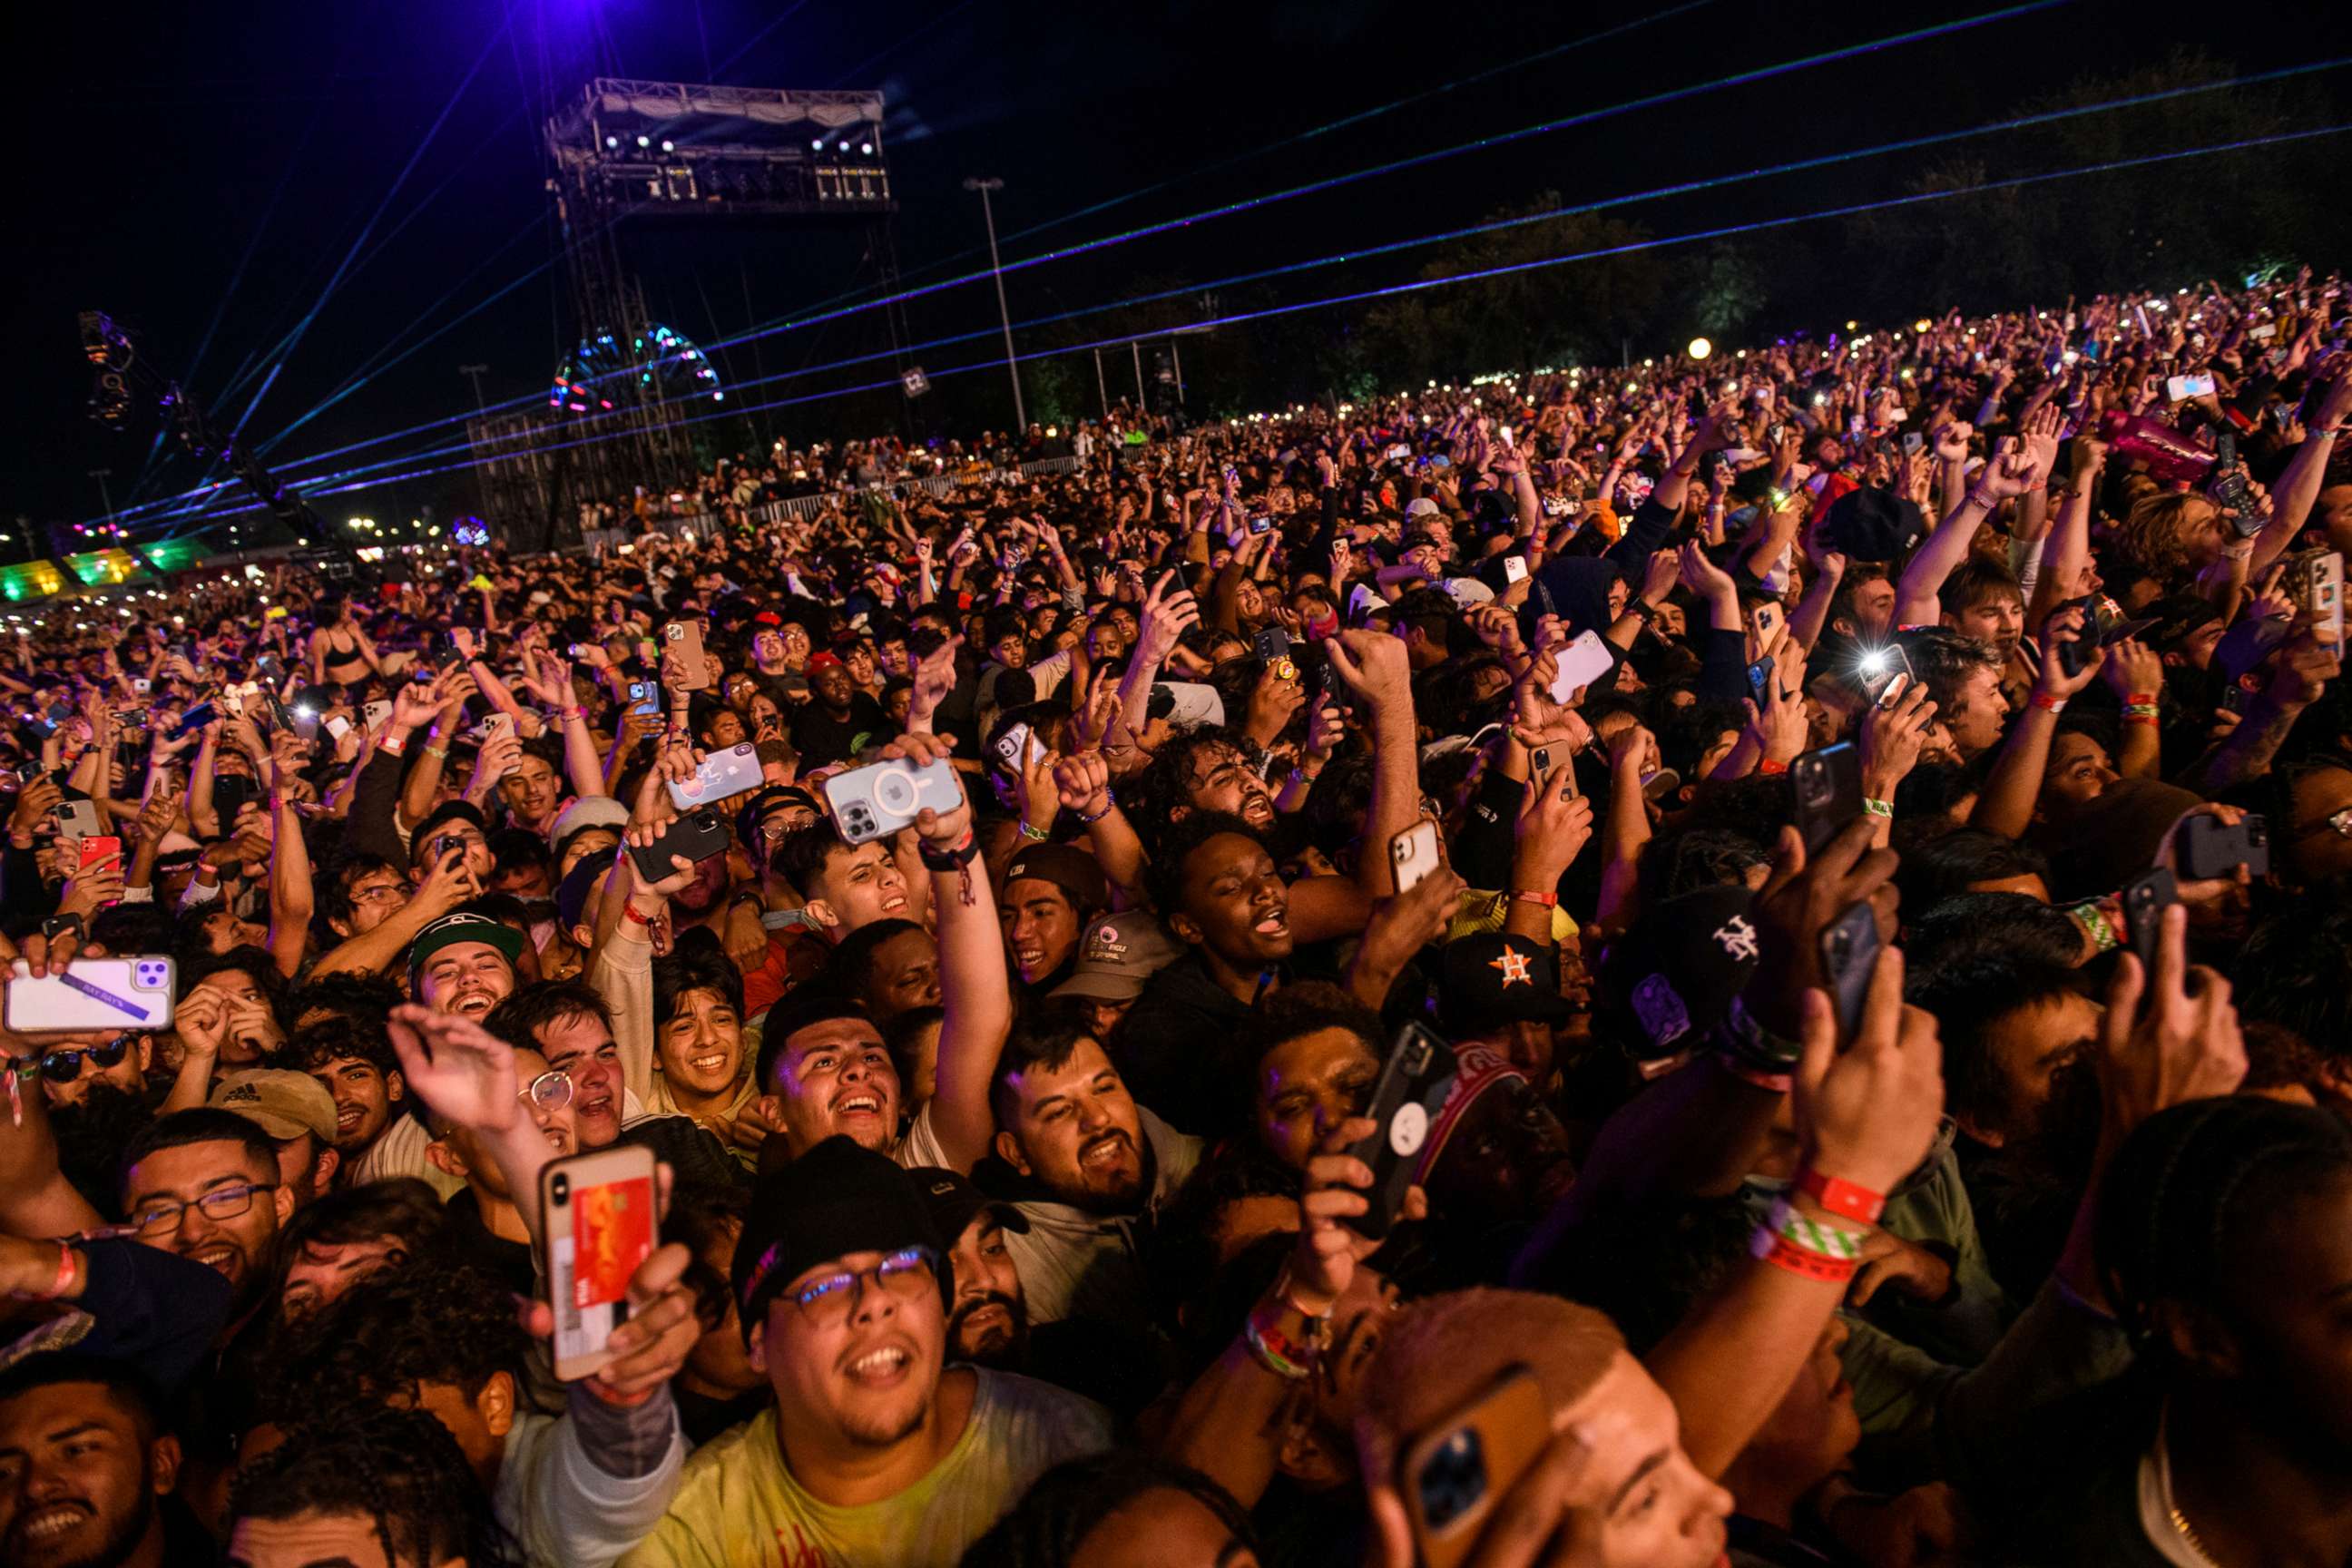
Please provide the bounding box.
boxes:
[907,1165,1030,1245]
[1596,886,1762,1059]
[407,912,525,980]
[1416,1043,1528,1180]
[1405,496,1442,519]
[1818,485,1927,563]
[806,652,844,674]
[546,795,629,850]
[1051,912,1181,1004]
[1002,844,1111,916]
[732,1135,945,1334]
[555,848,618,933]
[1437,933,1576,1033]
[210,1069,339,1143]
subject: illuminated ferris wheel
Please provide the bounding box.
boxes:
[548,322,724,415]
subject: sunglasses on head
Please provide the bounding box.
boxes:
[8,1036,135,1083]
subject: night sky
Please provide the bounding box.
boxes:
[8,0,2352,544]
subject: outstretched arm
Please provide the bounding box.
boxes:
[902,733,1007,1173]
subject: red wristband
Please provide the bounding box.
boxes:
[2126,692,2158,706]
[621,904,656,926]
[1510,889,1559,908]
[378,733,407,757]
[1757,759,1789,777]
[2029,691,2066,713]
[1797,1167,1886,1224]
[35,1241,75,1301]
[1754,1231,1859,1285]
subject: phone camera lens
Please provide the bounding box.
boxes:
[549,1174,570,1203]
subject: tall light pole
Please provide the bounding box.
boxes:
[962,177,1025,431]
[88,468,116,540]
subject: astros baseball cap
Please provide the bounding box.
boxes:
[1050,912,1181,1004]
[1437,933,1576,1033]
[210,1069,339,1144]
[407,912,525,981]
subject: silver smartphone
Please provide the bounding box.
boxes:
[822,757,963,846]
[4,957,177,1032]
[666,742,764,810]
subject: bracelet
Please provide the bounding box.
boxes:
[1764,1197,1871,1261]
[1757,758,1789,777]
[1077,794,1119,826]
[621,904,657,926]
[1511,888,1559,908]
[2029,691,2067,713]
[38,1240,76,1301]
[1795,1168,1887,1224]
[918,830,980,871]
[378,733,407,757]
[1242,1298,1322,1381]
[1863,798,1894,818]
[424,745,450,760]
[2126,692,2159,706]
[558,706,585,722]
[1751,1228,1860,1285]
[1014,819,1050,843]
[2123,704,2159,724]
[1286,764,1323,790]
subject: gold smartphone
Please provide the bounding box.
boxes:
[1402,1364,1553,1568]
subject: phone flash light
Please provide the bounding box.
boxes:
[1859,651,1889,674]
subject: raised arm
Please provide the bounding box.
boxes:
[2249,370,2352,576]
[1970,608,2102,840]
[895,733,1007,1173]
[1894,448,2034,628]
[1324,632,1417,897]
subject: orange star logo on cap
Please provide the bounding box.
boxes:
[1489,949,1534,987]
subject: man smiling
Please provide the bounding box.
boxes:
[0,1356,206,1568]
[116,1110,297,1319]
[619,1137,1108,1568]
[407,911,523,1021]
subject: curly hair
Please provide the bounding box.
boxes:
[259,1262,530,1425]
[230,1403,523,1568]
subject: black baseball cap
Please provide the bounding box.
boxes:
[1437,933,1576,1034]
[907,1165,1030,1245]
[1596,885,1761,1059]
[1818,485,1927,563]
[731,1135,945,1336]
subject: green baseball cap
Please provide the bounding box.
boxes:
[407,912,525,980]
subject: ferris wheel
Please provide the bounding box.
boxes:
[548,322,724,415]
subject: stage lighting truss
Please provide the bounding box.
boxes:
[546,79,895,219]
[548,323,723,416]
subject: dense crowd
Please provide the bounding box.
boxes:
[4,266,2352,1568]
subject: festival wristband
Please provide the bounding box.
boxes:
[377,733,407,758]
[919,830,980,871]
[1764,1198,1869,1261]
[1751,1229,1859,1285]
[1511,889,1559,908]
[1014,819,1050,843]
[2029,691,2066,713]
[1757,759,1789,777]
[621,904,657,926]
[1863,798,1894,818]
[1243,1298,1322,1380]
[1794,1168,1887,1225]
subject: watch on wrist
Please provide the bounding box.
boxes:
[43,913,86,943]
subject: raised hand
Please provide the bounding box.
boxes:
[1794,943,1944,1195]
[386,1004,521,1134]
[879,731,971,848]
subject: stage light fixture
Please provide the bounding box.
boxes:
[1687,337,1712,360]
[662,139,675,152]
[636,134,651,148]
[811,138,823,150]
[837,142,848,152]
[860,142,873,155]
[605,135,619,149]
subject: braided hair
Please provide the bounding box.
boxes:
[2097,1096,2352,1355]
[959,1450,1260,1568]
[230,1403,521,1568]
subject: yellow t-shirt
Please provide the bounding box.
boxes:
[617,1371,1110,1568]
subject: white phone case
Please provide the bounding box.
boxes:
[1548,632,1614,702]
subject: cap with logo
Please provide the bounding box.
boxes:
[907,1165,1030,1245]
[210,1069,339,1143]
[1002,844,1111,919]
[731,1134,945,1335]
[1436,933,1576,1034]
[407,912,526,981]
[1050,912,1181,1004]
[1595,885,1761,1061]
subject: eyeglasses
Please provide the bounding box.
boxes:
[787,1246,939,1328]
[520,1068,574,1114]
[128,1181,278,1237]
[6,1036,134,1083]
[349,881,409,904]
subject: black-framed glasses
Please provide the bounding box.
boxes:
[6,1036,135,1084]
[128,1181,278,1237]
[788,1246,939,1328]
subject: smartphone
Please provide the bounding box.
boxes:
[1818,901,1880,1044]
[1791,742,1864,856]
[992,723,1034,774]
[481,712,516,747]
[1247,515,1272,535]
[822,757,963,846]
[541,1144,659,1382]
[1402,1364,1553,1568]
[1547,631,1614,703]
[325,715,352,741]
[213,775,255,824]
[361,700,392,732]
[1253,627,1292,664]
[667,742,763,810]
[625,680,661,718]
[50,800,103,841]
[1342,1021,1457,1242]
[1746,654,1776,704]
[1901,430,1925,456]
[625,807,729,881]
[2123,866,2179,975]
[172,702,218,740]
[1389,820,1442,894]
[2283,550,2345,656]
[2209,431,2259,532]
[2180,814,2270,880]
[2166,372,2217,401]
[662,621,710,690]
[3,956,176,1032]
[77,836,122,874]
[1503,555,1528,584]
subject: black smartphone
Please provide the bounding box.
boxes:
[212,775,254,822]
[1746,654,1775,704]
[2210,430,2259,535]
[1341,1022,1457,1242]
[1818,901,1880,1044]
[2123,866,2178,975]
[1254,627,1292,664]
[2180,814,2270,880]
[626,808,729,881]
[1791,742,1864,856]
